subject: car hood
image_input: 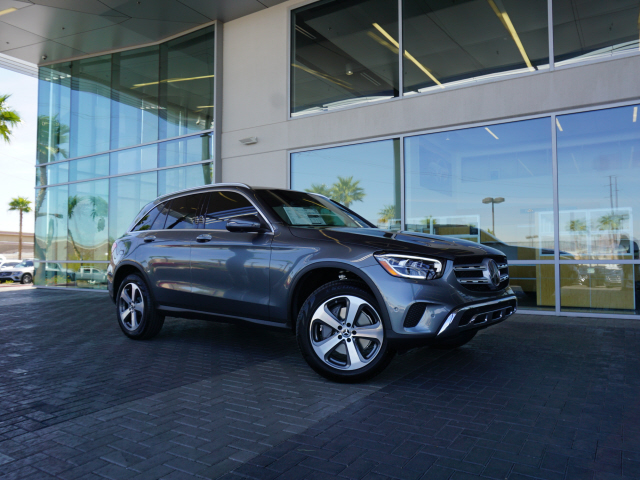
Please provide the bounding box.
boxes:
[288,227,506,261]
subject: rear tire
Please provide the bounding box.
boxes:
[296,280,394,383]
[116,274,164,340]
[432,330,477,349]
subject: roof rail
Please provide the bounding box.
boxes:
[156,183,252,201]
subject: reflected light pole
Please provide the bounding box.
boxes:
[482,197,505,237]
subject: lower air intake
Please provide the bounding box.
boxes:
[404,303,427,328]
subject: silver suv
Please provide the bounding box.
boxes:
[108,185,516,382]
[0,259,34,284]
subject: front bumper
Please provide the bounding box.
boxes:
[361,263,517,343]
[435,296,517,338]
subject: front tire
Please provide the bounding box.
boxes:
[116,274,164,340]
[21,273,32,284]
[296,280,394,383]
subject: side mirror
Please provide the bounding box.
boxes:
[226,215,263,233]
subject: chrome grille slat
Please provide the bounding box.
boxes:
[453,258,509,291]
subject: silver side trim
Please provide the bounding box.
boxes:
[437,296,518,336]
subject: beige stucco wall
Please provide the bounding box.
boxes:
[220,0,640,187]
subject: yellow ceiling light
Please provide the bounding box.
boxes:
[292,63,353,89]
[485,127,499,139]
[132,74,214,89]
[634,106,638,123]
[197,105,214,109]
[487,0,534,71]
[372,23,443,88]
[366,31,399,54]
[0,7,17,16]
[556,118,563,131]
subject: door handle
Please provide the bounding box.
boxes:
[196,234,212,243]
[144,236,156,243]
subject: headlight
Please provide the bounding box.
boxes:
[375,254,444,280]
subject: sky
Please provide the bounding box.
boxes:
[0,67,37,233]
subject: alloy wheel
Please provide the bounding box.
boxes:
[119,282,145,331]
[309,295,384,370]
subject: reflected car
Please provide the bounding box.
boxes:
[108,184,517,382]
[0,259,34,284]
[76,266,107,285]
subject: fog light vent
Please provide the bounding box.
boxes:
[404,303,427,328]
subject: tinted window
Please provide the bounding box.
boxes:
[133,204,163,232]
[150,202,171,230]
[255,189,372,228]
[165,194,207,230]
[202,191,258,229]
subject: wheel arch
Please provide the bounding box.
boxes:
[287,261,390,334]
[113,261,156,304]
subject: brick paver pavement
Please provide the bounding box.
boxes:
[0,289,638,480]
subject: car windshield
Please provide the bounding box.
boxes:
[2,262,18,268]
[15,261,33,268]
[255,189,373,228]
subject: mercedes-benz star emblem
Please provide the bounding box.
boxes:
[486,260,501,287]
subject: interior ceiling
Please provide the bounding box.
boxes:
[0,0,287,68]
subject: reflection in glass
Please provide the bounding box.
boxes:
[560,263,639,315]
[554,0,640,66]
[36,162,68,187]
[110,144,157,175]
[158,133,213,168]
[291,0,399,116]
[34,185,68,263]
[111,46,159,150]
[69,154,109,182]
[37,64,71,164]
[159,26,215,139]
[291,139,401,230]
[158,163,214,196]
[67,180,109,261]
[68,262,109,290]
[403,0,549,95]
[69,56,112,158]
[508,264,555,310]
[34,261,75,287]
[405,118,554,260]
[557,104,640,260]
[109,172,158,243]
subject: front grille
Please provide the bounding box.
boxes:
[453,258,509,292]
[403,303,427,328]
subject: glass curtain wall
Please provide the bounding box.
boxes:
[291,139,402,230]
[291,0,640,116]
[291,103,640,316]
[34,25,216,289]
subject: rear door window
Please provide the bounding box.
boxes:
[148,202,171,230]
[202,191,259,230]
[133,204,163,232]
[165,193,207,230]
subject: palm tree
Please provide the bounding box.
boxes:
[329,176,365,207]
[36,114,70,162]
[306,183,332,198]
[566,218,587,255]
[0,94,21,143]
[67,195,82,260]
[8,197,32,259]
[378,204,397,226]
